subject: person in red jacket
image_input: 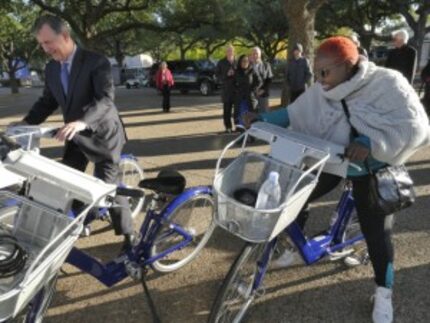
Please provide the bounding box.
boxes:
[155,61,174,112]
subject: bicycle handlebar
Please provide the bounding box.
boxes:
[116,187,144,198]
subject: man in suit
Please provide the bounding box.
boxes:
[16,15,134,250]
[216,44,237,133]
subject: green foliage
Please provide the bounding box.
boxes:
[233,0,289,61]
[0,0,44,92]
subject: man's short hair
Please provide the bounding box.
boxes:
[32,15,70,35]
[252,47,261,56]
[392,29,409,43]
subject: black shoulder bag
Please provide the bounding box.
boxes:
[341,99,415,216]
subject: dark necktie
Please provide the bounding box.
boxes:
[61,62,69,96]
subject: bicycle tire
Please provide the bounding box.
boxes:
[150,191,214,273]
[22,274,58,323]
[208,242,271,323]
[118,156,145,219]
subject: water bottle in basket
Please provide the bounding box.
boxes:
[255,171,281,210]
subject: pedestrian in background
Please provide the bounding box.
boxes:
[216,44,236,133]
[251,47,273,112]
[234,54,262,130]
[421,59,430,114]
[155,61,174,113]
[285,43,312,103]
[350,34,368,58]
[385,29,417,84]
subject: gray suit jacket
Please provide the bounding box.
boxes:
[24,47,127,163]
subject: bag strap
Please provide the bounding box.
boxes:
[341,99,373,173]
[341,99,359,138]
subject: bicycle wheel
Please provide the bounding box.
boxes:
[118,156,145,219]
[150,192,214,272]
[208,242,272,323]
[21,274,58,323]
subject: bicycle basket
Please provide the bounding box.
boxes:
[0,192,80,321]
[214,152,317,243]
[5,127,41,151]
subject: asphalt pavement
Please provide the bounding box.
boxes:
[0,86,429,323]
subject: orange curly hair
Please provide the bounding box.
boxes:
[316,36,359,65]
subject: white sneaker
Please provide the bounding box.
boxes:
[371,287,393,323]
[270,248,302,269]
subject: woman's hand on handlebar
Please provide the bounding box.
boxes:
[242,112,261,129]
[345,141,370,161]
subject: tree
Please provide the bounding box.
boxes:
[235,0,289,62]
[317,0,398,51]
[281,0,327,105]
[0,1,42,94]
[30,0,167,50]
[155,0,233,60]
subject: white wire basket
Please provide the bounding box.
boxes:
[0,191,82,321]
[213,122,331,243]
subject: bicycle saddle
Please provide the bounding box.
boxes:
[139,169,186,195]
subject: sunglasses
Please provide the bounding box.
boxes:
[316,62,344,79]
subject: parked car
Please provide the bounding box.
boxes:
[125,75,149,89]
[149,59,220,96]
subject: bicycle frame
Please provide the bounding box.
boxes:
[65,185,212,287]
[279,184,363,266]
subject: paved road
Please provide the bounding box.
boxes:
[0,86,429,323]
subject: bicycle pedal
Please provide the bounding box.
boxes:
[80,225,91,237]
[328,248,354,261]
[254,286,266,298]
[124,259,142,280]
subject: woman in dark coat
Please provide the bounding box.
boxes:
[234,54,262,130]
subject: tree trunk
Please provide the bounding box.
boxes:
[180,48,186,60]
[114,40,125,68]
[410,28,427,69]
[281,0,326,106]
[7,58,20,94]
[9,74,20,94]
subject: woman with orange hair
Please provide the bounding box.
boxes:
[245,36,429,323]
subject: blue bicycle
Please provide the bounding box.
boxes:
[1,127,215,322]
[5,126,145,234]
[208,123,368,323]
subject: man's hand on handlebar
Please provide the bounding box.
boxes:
[55,121,87,142]
[242,112,261,129]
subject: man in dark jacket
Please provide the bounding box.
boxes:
[15,15,134,250]
[216,45,236,133]
[285,43,312,103]
[421,59,430,114]
[385,29,417,84]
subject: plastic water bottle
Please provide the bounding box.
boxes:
[255,171,281,210]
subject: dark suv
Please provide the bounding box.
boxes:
[149,59,219,96]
